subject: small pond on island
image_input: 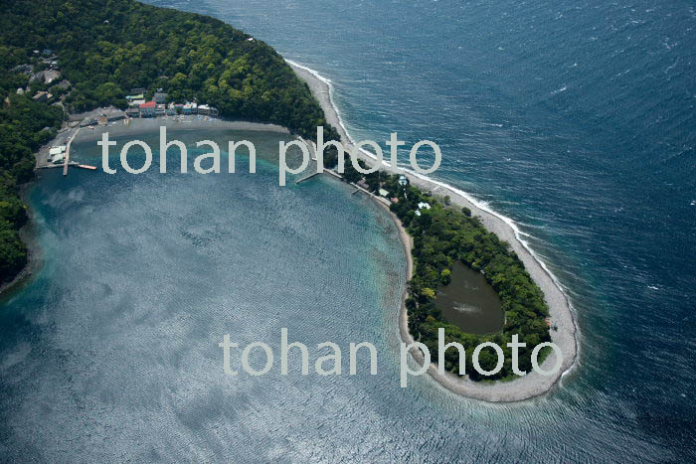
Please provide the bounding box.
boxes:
[436,262,505,335]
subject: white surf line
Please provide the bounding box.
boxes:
[287,58,581,386]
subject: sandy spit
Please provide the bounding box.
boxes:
[289,60,580,403]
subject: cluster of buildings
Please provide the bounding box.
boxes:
[14,49,72,104]
[124,89,219,119]
[355,174,414,205]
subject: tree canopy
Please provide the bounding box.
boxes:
[342,167,552,381]
[0,0,340,283]
[2,0,336,138]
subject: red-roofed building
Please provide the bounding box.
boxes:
[140,100,157,117]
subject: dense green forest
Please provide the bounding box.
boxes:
[0,0,550,381]
[1,0,336,138]
[342,162,551,380]
[0,96,63,282]
[0,0,341,283]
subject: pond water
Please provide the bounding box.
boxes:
[436,262,504,335]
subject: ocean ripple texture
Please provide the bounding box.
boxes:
[1,0,695,461]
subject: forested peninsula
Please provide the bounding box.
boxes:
[0,0,554,385]
[342,162,551,381]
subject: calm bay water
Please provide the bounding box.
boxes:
[1,0,695,461]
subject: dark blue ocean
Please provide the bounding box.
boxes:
[1,0,695,461]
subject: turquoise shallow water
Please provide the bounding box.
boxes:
[2,0,696,460]
[144,0,696,459]
[0,130,681,462]
[2,130,413,461]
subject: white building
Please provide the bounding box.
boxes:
[50,153,65,163]
[49,146,66,156]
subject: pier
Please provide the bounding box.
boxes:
[295,171,322,184]
[63,127,80,175]
[37,127,97,173]
[38,162,98,171]
[293,137,323,184]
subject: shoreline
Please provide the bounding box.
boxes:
[0,115,292,297]
[79,117,290,141]
[35,116,290,168]
[0,184,44,299]
[288,59,580,402]
[8,62,580,402]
